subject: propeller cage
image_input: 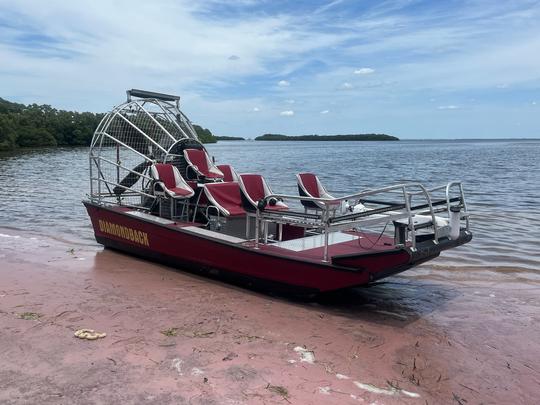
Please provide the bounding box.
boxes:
[89,89,201,207]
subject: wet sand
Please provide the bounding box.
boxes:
[1,229,539,404]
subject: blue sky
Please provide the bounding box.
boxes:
[1,0,539,139]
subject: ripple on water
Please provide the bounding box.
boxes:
[1,141,539,272]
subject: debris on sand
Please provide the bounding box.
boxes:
[266,383,289,399]
[318,386,331,395]
[190,330,215,338]
[171,358,183,375]
[453,392,467,404]
[294,346,315,364]
[74,329,107,340]
[191,367,204,376]
[222,352,238,361]
[18,312,41,320]
[353,381,420,398]
[160,327,179,337]
[374,310,408,321]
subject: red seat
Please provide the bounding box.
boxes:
[203,182,246,217]
[150,164,194,219]
[297,172,339,210]
[151,164,194,199]
[183,148,224,180]
[238,174,288,211]
[216,164,239,182]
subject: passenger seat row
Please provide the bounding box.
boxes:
[151,147,331,219]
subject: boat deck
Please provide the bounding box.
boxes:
[258,231,396,262]
[120,208,397,263]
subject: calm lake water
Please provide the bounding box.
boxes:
[1,140,539,273]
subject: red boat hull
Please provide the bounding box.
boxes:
[84,202,471,293]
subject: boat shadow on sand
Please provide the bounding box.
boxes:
[311,281,459,327]
[92,248,459,328]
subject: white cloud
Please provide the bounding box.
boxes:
[314,0,345,14]
[320,110,329,114]
[252,107,260,111]
[1,0,539,138]
[280,110,294,116]
[354,67,375,75]
[0,1,347,110]
[340,3,540,92]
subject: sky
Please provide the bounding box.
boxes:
[1,0,539,139]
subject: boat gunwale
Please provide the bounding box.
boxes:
[83,200,367,273]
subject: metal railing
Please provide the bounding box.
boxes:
[252,182,469,261]
[88,92,200,207]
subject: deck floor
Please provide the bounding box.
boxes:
[115,206,397,262]
[273,232,360,251]
[260,231,396,262]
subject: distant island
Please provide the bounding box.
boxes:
[215,136,245,141]
[0,97,217,151]
[255,133,399,141]
[190,125,217,144]
[1,96,398,152]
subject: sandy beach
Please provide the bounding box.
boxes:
[1,228,539,404]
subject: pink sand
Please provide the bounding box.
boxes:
[1,229,539,404]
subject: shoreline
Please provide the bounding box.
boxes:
[1,228,539,404]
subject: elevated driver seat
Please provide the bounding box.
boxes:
[183,148,224,181]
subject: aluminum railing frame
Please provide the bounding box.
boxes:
[89,95,199,207]
[253,182,466,261]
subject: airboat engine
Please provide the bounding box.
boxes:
[88,89,204,213]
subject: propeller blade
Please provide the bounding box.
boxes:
[113,161,152,195]
[109,114,150,155]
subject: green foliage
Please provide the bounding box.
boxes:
[255,133,399,141]
[0,97,104,151]
[0,113,17,150]
[193,124,217,143]
[16,127,57,147]
[0,97,218,151]
[0,98,25,114]
[215,136,245,141]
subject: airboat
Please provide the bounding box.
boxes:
[84,89,472,293]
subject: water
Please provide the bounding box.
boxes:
[1,140,539,272]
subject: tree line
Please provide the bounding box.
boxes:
[255,133,399,141]
[0,97,104,151]
[0,97,216,151]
